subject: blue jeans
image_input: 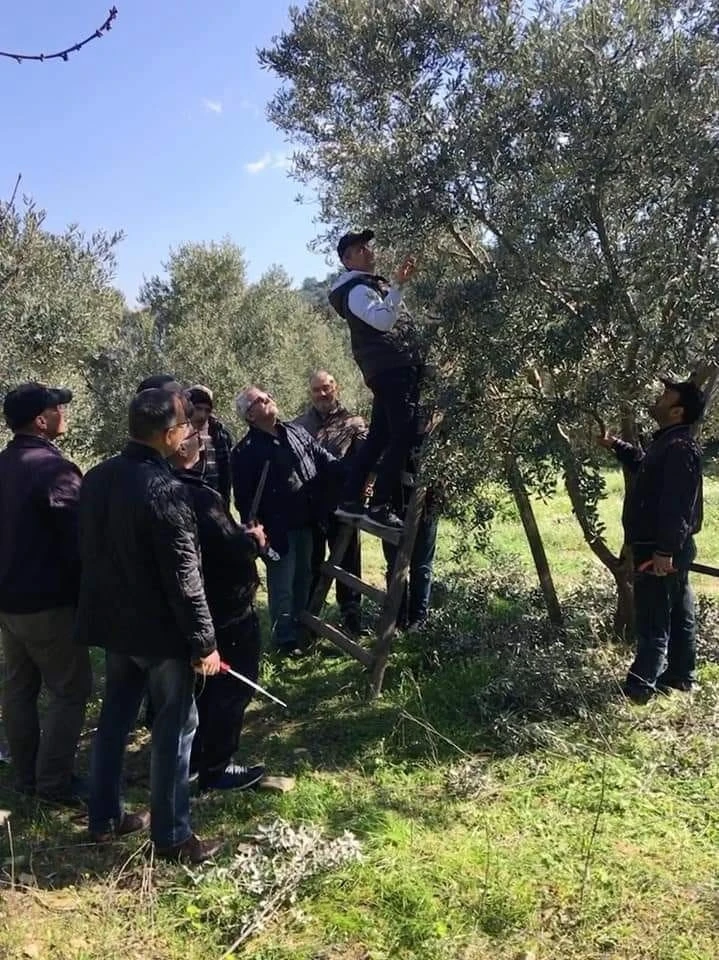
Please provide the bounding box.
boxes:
[383,510,439,625]
[264,528,314,648]
[88,653,197,848]
[627,538,697,692]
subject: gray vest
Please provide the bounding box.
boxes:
[328,274,421,385]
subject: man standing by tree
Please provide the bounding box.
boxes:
[598,378,705,704]
[232,386,339,655]
[0,383,92,805]
[294,370,367,635]
[78,389,222,863]
[171,423,267,792]
[329,229,421,529]
[187,385,234,507]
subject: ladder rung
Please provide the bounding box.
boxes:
[321,563,387,605]
[298,612,374,667]
[333,511,402,545]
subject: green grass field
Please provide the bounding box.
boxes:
[1,476,718,960]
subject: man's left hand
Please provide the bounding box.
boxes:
[651,552,675,576]
[245,522,267,553]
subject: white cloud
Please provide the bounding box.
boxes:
[203,98,223,114]
[245,151,290,174]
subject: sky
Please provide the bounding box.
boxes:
[0,0,331,303]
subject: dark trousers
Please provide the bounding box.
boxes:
[627,537,697,691]
[310,519,361,613]
[89,652,197,848]
[0,606,91,795]
[383,510,439,626]
[345,365,421,507]
[190,611,261,781]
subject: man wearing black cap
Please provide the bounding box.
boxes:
[187,385,234,507]
[598,377,706,703]
[0,382,91,805]
[329,229,421,529]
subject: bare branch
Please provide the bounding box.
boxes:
[0,7,118,64]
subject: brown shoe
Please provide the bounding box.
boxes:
[90,810,151,844]
[154,833,223,864]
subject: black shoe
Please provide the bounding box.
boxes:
[367,504,404,529]
[656,674,697,694]
[622,683,654,705]
[342,607,363,636]
[155,833,223,864]
[199,763,265,792]
[37,774,88,808]
[336,500,366,519]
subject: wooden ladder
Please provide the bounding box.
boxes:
[299,481,426,696]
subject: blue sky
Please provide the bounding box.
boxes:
[0,0,331,303]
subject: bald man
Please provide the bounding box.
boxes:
[294,371,367,635]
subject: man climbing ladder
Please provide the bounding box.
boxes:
[329,229,422,530]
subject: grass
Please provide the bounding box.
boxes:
[2,475,719,960]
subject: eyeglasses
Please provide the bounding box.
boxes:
[167,419,191,433]
[248,393,273,411]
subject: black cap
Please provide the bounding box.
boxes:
[337,228,374,260]
[135,374,181,394]
[187,385,213,409]
[3,382,73,431]
[660,377,706,425]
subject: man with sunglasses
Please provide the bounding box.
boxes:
[329,229,422,529]
[232,386,340,656]
[597,376,705,704]
[78,388,222,863]
[171,424,266,791]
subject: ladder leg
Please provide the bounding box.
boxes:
[307,523,355,617]
[371,487,426,696]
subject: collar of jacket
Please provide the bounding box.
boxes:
[173,466,210,488]
[311,403,347,425]
[122,440,171,467]
[651,424,694,442]
[247,422,286,443]
[8,434,62,454]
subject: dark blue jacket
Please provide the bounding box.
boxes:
[614,424,703,558]
[231,422,340,556]
[0,435,82,613]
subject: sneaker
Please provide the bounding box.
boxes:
[335,500,366,519]
[155,833,223,864]
[405,618,428,634]
[656,674,697,694]
[199,763,265,792]
[367,504,404,529]
[90,810,151,844]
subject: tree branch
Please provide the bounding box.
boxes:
[587,188,640,329]
[0,7,118,64]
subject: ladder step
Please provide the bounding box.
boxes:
[333,511,402,545]
[298,612,374,667]
[321,563,387,605]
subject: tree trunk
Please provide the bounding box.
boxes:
[611,549,635,641]
[505,453,563,627]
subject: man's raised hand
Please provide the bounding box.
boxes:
[392,255,417,286]
[595,432,617,450]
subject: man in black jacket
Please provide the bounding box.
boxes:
[171,425,266,791]
[232,386,339,655]
[598,377,705,703]
[0,383,92,805]
[329,229,421,529]
[78,389,222,863]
